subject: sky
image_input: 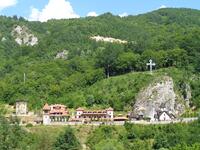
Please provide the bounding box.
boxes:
[0,0,200,22]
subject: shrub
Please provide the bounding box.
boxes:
[53,127,80,150]
[26,123,33,127]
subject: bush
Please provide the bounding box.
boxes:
[54,127,80,150]
[0,116,28,150]
[94,139,124,150]
[26,123,33,127]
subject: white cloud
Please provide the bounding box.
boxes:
[0,0,17,10]
[159,5,167,9]
[29,7,40,21]
[87,11,98,17]
[119,12,128,17]
[29,0,79,22]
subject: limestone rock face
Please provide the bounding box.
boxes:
[11,25,38,46]
[184,83,191,107]
[133,76,186,120]
[90,35,127,44]
[55,50,69,59]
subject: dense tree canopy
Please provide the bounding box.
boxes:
[86,121,200,150]
[54,128,80,150]
[0,8,200,110]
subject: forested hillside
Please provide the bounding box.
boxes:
[1,8,200,110]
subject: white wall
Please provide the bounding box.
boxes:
[43,115,50,125]
[76,111,83,118]
[16,102,27,115]
[107,110,113,119]
[159,112,171,121]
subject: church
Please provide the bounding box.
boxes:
[154,110,176,121]
[43,103,70,125]
[154,104,176,121]
[75,107,114,122]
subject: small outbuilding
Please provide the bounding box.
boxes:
[15,100,28,116]
[155,111,176,121]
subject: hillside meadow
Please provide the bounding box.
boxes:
[1,117,200,150]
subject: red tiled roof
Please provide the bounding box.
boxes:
[50,109,68,113]
[83,110,106,113]
[43,103,50,110]
[76,107,113,114]
[81,113,107,116]
[44,103,69,116]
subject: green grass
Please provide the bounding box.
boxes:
[27,125,97,150]
[181,108,200,117]
[25,120,200,150]
[79,67,189,111]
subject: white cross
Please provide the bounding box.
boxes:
[147,59,156,74]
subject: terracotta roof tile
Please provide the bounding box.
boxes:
[43,103,50,110]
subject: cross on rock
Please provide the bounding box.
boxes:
[147,59,156,74]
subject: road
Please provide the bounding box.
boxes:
[42,117,199,126]
[128,117,198,125]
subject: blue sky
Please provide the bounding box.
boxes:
[0,0,200,21]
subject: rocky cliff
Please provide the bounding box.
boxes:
[11,25,38,46]
[55,50,69,59]
[133,76,189,120]
[90,35,127,44]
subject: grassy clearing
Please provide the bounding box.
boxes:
[27,125,97,150]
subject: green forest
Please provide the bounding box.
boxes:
[1,8,200,111]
